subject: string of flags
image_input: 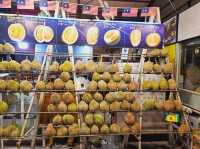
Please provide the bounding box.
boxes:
[0,0,158,17]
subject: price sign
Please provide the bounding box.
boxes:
[164,112,181,123]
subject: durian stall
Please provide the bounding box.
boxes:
[0,13,192,149]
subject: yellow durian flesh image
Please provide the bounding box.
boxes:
[62,26,78,45]
[34,25,45,43]
[104,29,121,45]
[44,26,54,42]
[146,32,161,48]
[130,29,142,47]
[86,26,99,45]
[8,23,26,42]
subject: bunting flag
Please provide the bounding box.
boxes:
[62,2,77,14]
[0,0,11,8]
[122,7,138,17]
[102,7,118,17]
[17,0,34,9]
[141,7,157,17]
[39,0,58,11]
[82,5,98,15]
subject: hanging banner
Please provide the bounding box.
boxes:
[102,7,118,17]
[122,8,138,17]
[62,2,77,14]
[82,5,98,15]
[141,7,157,17]
[0,0,11,8]
[39,0,58,11]
[0,15,164,48]
[17,0,34,10]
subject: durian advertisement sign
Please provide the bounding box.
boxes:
[0,15,165,48]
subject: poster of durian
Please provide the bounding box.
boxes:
[0,15,164,48]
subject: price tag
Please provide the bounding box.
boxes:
[164,112,180,123]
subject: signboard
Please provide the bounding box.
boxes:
[0,15,165,48]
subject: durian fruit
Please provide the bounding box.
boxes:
[60,72,70,82]
[68,123,79,136]
[159,76,168,90]
[89,100,99,112]
[0,79,6,90]
[131,122,140,134]
[3,43,15,54]
[78,101,88,112]
[6,80,19,91]
[52,114,62,125]
[168,79,177,90]
[124,112,136,125]
[143,60,153,73]
[84,113,94,125]
[45,123,56,137]
[95,62,105,74]
[97,80,107,90]
[86,60,96,72]
[105,92,115,103]
[0,44,3,53]
[153,63,162,73]
[87,81,98,91]
[8,60,20,72]
[110,123,121,133]
[57,101,67,112]
[149,49,160,57]
[102,72,111,82]
[91,124,99,134]
[174,99,183,111]
[20,80,33,92]
[46,82,54,90]
[115,91,125,102]
[35,81,46,90]
[50,93,61,104]
[68,103,77,112]
[3,124,17,137]
[131,102,141,112]
[178,123,189,137]
[160,48,168,57]
[123,63,132,73]
[92,72,101,82]
[163,99,175,112]
[82,93,93,104]
[151,80,159,90]
[155,100,164,111]
[113,72,122,82]
[100,124,110,134]
[0,101,8,114]
[63,114,75,125]
[162,63,173,74]
[125,92,135,103]
[94,113,104,126]
[54,78,65,90]
[75,60,85,72]
[65,80,75,91]
[107,64,119,74]
[93,92,103,102]
[143,99,155,111]
[117,81,127,91]
[110,101,121,112]
[107,80,118,91]
[21,59,31,72]
[47,104,56,112]
[48,61,59,72]
[59,60,73,72]
[99,101,109,112]
[121,123,130,133]
[80,123,90,135]
[31,60,41,71]
[0,60,8,71]
[128,81,138,91]
[62,92,75,104]
[10,127,20,137]
[123,73,131,83]
[121,100,130,110]
[142,80,151,90]
[56,126,68,136]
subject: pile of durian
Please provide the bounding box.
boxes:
[148,48,168,57]
[143,60,173,74]
[142,76,177,91]
[45,112,140,137]
[0,43,15,54]
[0,123,21,138]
